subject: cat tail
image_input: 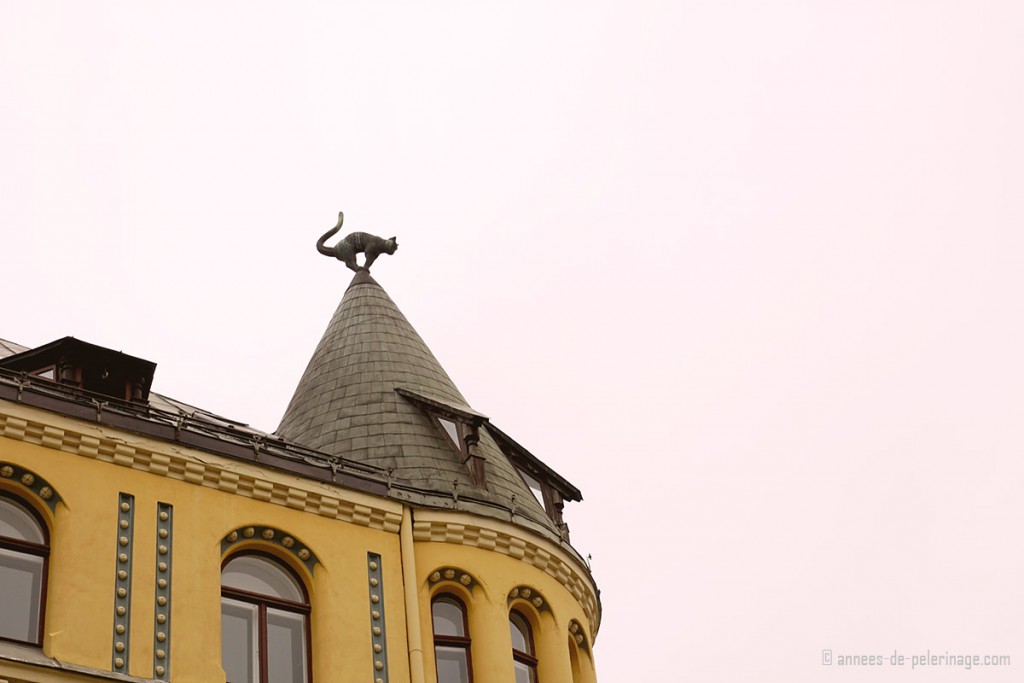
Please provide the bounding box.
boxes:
[317,211,344,256]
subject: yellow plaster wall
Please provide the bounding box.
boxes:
[0,430,409,683]
[0,401,599,683]
[415,542,597,683]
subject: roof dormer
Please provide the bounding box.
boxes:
[487,423,582,541]
[0,337,156,404]
[396,387,488,489]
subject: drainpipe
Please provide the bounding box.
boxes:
[401,506,426,683]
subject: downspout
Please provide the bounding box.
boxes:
[401,506,426,683]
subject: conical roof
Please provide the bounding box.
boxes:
[277,270,554,531]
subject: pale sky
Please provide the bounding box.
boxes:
[3,2,1024,680]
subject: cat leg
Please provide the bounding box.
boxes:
[337,245,361,272]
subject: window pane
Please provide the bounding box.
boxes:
[267,608,307,683]
[0,497,45,544]
[435,646,470,683]
[432,599,465,637]
[222,555,304,603]
[0,548,43,642]
[221,598,258,683]
[520,471,545,510]
[438,418,461,447]
[509,613,531,654]
[514,660,537,683]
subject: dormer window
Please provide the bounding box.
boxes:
[396,388,488,489]
[426,411,486,490]
[437,417,462,448]
[31,366,56,381]
[0,337,155,405]
[519,470,546,511]
[487,423,583,542]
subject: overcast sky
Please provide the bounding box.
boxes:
[3,2,1024,680]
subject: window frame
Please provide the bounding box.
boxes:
[30,364,57,381]
[0,490,50,647]
[394,388,487,488]
[516,469,548,512]
[220,550,312,683]
[431,593,474,683]
[509,610,539,683]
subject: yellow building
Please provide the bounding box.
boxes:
[0,244,600,683]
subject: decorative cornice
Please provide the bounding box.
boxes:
[0,403,602,637]
[413,518,600,637]
[0,407,403,534]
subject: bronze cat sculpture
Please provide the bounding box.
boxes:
[317,212,398,272]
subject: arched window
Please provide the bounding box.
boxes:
[568,636,583,683]
[0,492,48,646]
[431,594,473,683]
[221,553,310,683]
[509,610,538,683]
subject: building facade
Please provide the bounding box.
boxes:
[0,246,600,683]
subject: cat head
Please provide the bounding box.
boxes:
[386,237,398,254]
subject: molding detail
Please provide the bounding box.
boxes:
[111,493,134,673]
[367,553,389,683]
[0,461,63,513]
[221,526,319,574]
[507,585,550,613]
[427,566,478,592]
[413,519,600,637]
[0,408,403,533]
[153,503,173,680]
[0,641,155,683]
[568,619,590,652]
[0,406,602,637]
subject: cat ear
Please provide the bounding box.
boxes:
[389,236,397,242]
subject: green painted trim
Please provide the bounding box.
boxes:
[426,566,478,592]
[569,619,590,652]
[368,552,389,683]
[507,585,550,613]
[0,461,63,512]
[111,493,134,672]
[153,503,173,680]
[220,525,319,573]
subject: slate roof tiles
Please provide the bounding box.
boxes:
[276,272,554,531]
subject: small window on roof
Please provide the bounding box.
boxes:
[438,418,462,448]
[32,367,55,381]
[519,470,546,510]
[429,415,485,489]
[395,389,487,489]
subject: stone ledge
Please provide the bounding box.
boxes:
[0,642,152,683]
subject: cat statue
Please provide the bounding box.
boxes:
[317,212,398,272]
